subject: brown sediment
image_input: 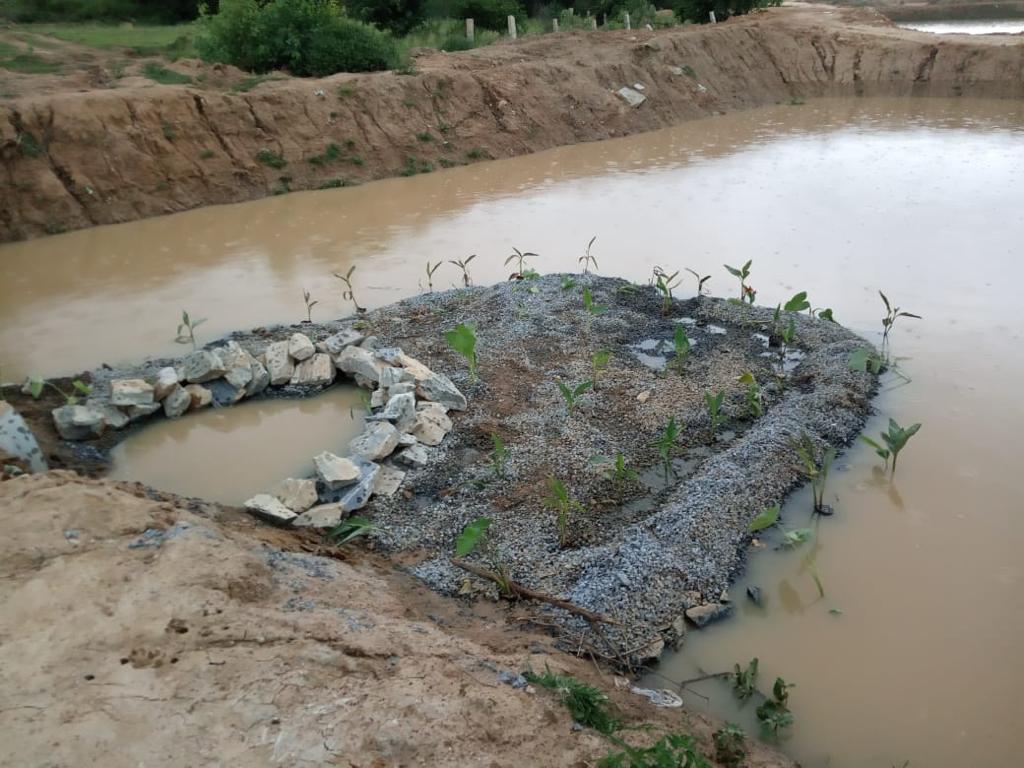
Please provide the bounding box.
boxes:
[2,4,1022,242]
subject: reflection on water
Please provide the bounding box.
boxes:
[6,97,1024,767]
[897,20,1024,35]
[108,386,365,504]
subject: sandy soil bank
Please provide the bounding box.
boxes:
[2,4,1022,241]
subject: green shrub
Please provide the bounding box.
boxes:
[347,0,425,35]
[197,0,399,76]
[1,0,205,23]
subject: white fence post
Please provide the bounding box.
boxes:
[466,18,474,40]
[553,18,559,32]
[624,11,631,29]
[710,11,717,23]
[508,14,517,39]
[591,17,597,30]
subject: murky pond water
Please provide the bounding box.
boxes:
[107,386,365,504]
[4,97,1024,766]
[897,19,1024,35]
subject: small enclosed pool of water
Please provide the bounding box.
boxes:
[107,387,366,504]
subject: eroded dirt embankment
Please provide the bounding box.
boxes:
[2,5,1023,242]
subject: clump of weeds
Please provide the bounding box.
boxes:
[756,678,796,738]
[524,666,619,734]
[731,658,759,700]
[713,724,747,768]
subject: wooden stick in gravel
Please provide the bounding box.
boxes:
[450,558,619,626]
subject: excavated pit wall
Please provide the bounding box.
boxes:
[2,6,1022,241]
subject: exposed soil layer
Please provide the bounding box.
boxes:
[0,470,796,767]
[2,4,1022,241]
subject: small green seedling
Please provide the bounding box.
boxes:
[175,309,206,349]
[652,266,681,315]
[328,515,375,545]
[425,260,442,292]
[790,432,835,515]
[543,476,584,547]
[603,452,639,499]
[561,276,578,291]
[685,267,711,296]
[579,236,598,275]
[756,678,796,737]
[557,379,593,412]
[783,291,810,313]
[731,657,759,700]
[582,287,607,315]
[724,260,753,303]
[455,515,512,596]
[878,418,921,476]
[738,371,763,418]
[849,346,885,374]
[651,415,682,477]
[332,265,365,312]
[302,288,318,323]
[879,290,921,345]
[669,326,690,373]
[748,504,780,533]
[780,317,796,349]
[448,254,476,287]
[444,322,478,383]
[591,349,611,388]
[704,390,726,439]
[713,724,747,768]
[489,433,509,478]
[813,307,837,322]
[505,247,537,279]
[25,377,91,405]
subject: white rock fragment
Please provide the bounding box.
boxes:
[245,361,271,396]
[313,451,360,489]
[616,86,646,108]
[126,402,161,421]
[416,371,467,411]
[86,399,130,430]
[394,443,428,468]
[162,384,191,418]
[373,464,405,497]
[318,329,365,356]
[273,477,318,513]
[336,345,385,383]
[153,367,180,401]
[110,379,155,407]
[264,341,294,386]
[411,402,452,446]
[244,494,297,524]
[52,405,106,441]
[369,392,417,433]
[184,384,213,409]
[182,349,226,384]
[290,353,336,387]
[288,333,315,362]
[292,503,345,529]
[348,421,400,461]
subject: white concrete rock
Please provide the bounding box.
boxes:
[292,502,345,529]
[313,451,361,490]
[373,464,405,497]
[348,421,400,461]
[369,392,417,433]
[110,379,155,407]
[288,333,315,362]
[273,477,319,513]
[244,494,297,524]
[336,345,385,383]
[0,401,47,472]
[126,402,162,421]
[416,371,467,411]
[86,399,130,430]
[162,384,191,418]
[378,366,413,388]
[52,405,106,441]
[245,361,271,396]
[411,402,453,446]
[318,329,365,356]
[616,86,646,107]
[182,349,227,384]
[184,384,213,409]
[290,353,336,387]
[394,443,429,469]
[153,367,180,401]
[264,341,294,386]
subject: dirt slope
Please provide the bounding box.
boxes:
[2,4,1022,242]
[0,471,793,767]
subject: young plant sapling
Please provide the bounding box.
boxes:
[872,418,921,476]
[582,287,607,315]
[489,433,509,478]
[652,266,681,315]
[448,254,476,287]
[578,236,598,275]
[302,288,318,323]
[332,265,365,312]
[738,371,763,418]
[556,379,593,412]
[724,260,753,303]
[669,326,690,374]
[591,349,611,389]
[425,261,441,292]
[651,415,682,478]
[879,290,921,345]
[174,309,206,349]
[543,476,584,547]
[505,247,537,279]
[790,432,835,515]
[456,516,512,596]
[328,516,375,545]
[685,267,711,296]
[444,322,479,383]
[704,389,726,439]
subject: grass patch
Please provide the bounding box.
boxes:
[161,120,176,141]
[256,149,287,169]
[523,668,619,735]
[25,23,197,57]
[17,132,44,158]
[231,74,277,93]
[415,130,434,142]
[199,149,215,159]
[598,733,712,768]
[399,156,434,176]
[141,61,192,85]
[307,142,342,167]
[319,178,356,189]
[0,41,18,57]
[0,53,60,74]
[466,147,489,161]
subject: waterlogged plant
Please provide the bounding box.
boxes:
[591,349,612,389]
[685,267,712,296]
[651,415,682,477]
[489,433,509,478]
[448,254,476,287]
[879,290,921,345]
[557,379,593,412]
[731,657,759,701]
[861,418,922,476]
[602,452,639,499]
[425,260,442,292]
[174,309,207,349]
[24,376,91,405]
[582,287,608,315]
[748,505,780,533]
[579,235,599,275]
[524,667,619,735]
[332,265,365,312]
[669,326,690,374]
[544,476,584,547]
[724,260,754,303]
[455,516,511,596]
[505,247,537,279]
[328,516,376,545]
[302,288,318,323]
[756,678,796,737]
[813,307,837,322]
[444,322,478,383]
[848,346,885,375]
[704,390,726,439]
[790,432,835,515]
[652,266,682,315]
[738,371,763,418]
[598,733,711,768]
[781,528,813,548]
[713,724,748,768]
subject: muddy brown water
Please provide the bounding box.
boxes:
[107,387,366,504]
[3,97,1024,766]
[896,19,1024,34]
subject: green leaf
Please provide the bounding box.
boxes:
[859,434,890,459]
[444,322,477,365]
[724,264,742,278]
[455,516,492,557]
[817,308,836,322]
[573,380,594,397]
[748,505,781,533]
[781,528,813,548]
[848,347,871,372]
[783,291,810,313]
[328,515,375,545]
[72,380,91,396]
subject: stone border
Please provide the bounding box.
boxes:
[50,329,467,529]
